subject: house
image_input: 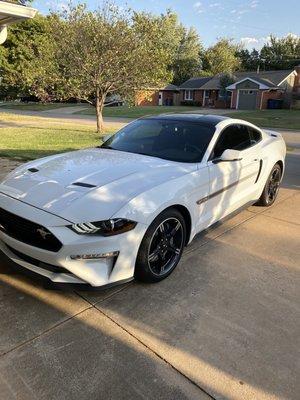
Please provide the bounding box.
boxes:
[227,68,300,110]
[135,66,300,109]
[0,1,36,44]
[180,67,300,110]
[179,77,213,106]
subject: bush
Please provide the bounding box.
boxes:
[180,101,202,107]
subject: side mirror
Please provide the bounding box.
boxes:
[102,133,113,143]
[213,149,243,164]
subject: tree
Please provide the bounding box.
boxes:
[0,14,57,101]
[172,27,204,85]
[219,73,235,107]
[260,34,300,70]
[203,38,240,74]
[50,4,173,133]
[236,48,260,71]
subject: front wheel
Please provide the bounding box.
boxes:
[135,209,186,283]
[256,163,282,207]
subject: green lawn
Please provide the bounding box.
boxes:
[0,103,80,111]
[225,110,300,130]
[0,113,116,160]
[80,105,202,118]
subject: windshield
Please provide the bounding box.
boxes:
[101,119,215,163]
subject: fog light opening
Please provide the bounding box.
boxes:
[70,251,119,260]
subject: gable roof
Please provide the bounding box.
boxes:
[161,84,179,91]
[201,69,294,90]
[179,76,213,89]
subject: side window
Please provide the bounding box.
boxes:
[211,124,251,159]
[248,126,262,145]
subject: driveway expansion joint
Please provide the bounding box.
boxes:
[0,304,93,358]
[74,291,216,400]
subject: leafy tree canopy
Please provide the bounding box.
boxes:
[202,38,241,75]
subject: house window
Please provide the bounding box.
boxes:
[185,90,193,101]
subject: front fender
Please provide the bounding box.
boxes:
[112,166,210,240]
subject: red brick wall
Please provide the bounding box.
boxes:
[180,90,204,104]
[259,90,283,109]
[194,90,204,103]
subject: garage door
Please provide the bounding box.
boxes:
[238,90,257,109]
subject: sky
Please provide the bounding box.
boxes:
[32,0,300,50]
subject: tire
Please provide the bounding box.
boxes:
[256,163,282,207]
[135,208,186,283]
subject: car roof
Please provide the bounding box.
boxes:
[142,113,231,126]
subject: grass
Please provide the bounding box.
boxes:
[0,103,80,111]
[79,105,202,118]
[0,113,116,160]
[225,110,300,130]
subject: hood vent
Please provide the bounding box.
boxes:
[28,167,39,173]
[72,182,97,188]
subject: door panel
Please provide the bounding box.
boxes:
[205,124,261,224]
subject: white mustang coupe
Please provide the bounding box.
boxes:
[0,114,286,288]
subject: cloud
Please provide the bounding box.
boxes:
[193,1,204,13]
[209,2,221,7]
[239,36,270,50]
[250,0,259,8]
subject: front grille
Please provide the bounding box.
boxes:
[7,245,69,274]
[0,208,62,252]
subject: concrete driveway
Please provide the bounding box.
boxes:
[0,136,299,399]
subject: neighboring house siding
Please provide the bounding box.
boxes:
[236,80,260,90]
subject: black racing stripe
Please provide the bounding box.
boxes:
[197,171,258,205]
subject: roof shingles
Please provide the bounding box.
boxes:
[179,70,294,91]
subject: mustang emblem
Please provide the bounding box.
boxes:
[36,228,51,240]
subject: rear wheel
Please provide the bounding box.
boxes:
[256,163,282,207]
[135,209,186,283]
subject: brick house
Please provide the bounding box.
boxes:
[178,77,213,106]
[136,66,300,109]
[226,68,300,110]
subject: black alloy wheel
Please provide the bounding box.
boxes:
[267,167,281,203]
[135,209,186,283]
[256,163,282,207]
[147,217,184,277]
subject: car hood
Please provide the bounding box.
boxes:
[0,148,195,223]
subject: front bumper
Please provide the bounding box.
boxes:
[0,193,148,287]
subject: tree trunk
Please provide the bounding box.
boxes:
[95,89,105,134]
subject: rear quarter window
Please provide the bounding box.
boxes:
[248,126,262,144]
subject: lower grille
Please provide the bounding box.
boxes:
[7,245,70,274]
[0,208,62,252]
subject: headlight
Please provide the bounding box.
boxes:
[69,218,137,236]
